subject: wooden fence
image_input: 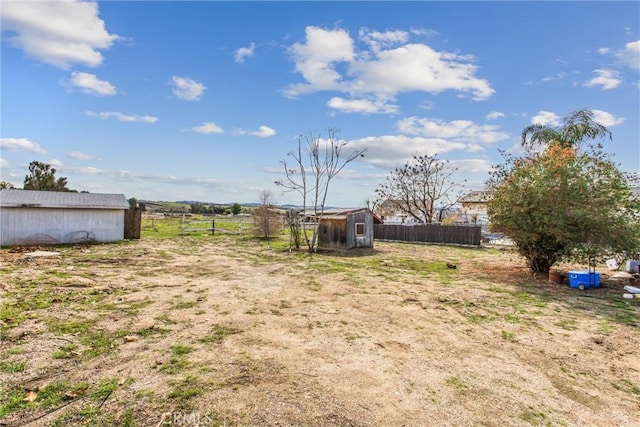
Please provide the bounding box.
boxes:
[124,209,142,240]
[181,214,241,235]
[373,223,481,246]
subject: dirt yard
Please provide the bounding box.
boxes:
[1,235,639,426]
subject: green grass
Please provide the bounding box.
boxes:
[445,375,470,391]
[90,378,119,402]
[134,325,171,338]
[0,304,27,329]
[172,344,194,356]
[303,278,322,291]
[172,299,199,310]
[47,379,132,427]
[198,324,242,344]
[46,319,119,359]
[79,330,118,359]
[47,317,97,335]
[155,312,179,325]
[53,344,79,360]
[141,215,247,240]
[501,330,519,343]
[0,381,89,418]
[168,375,203,404]
[159,345,195,375]
[0,361,25,373]
[520,407,549,425]
[612,379,640,395]
[555,319,578,331]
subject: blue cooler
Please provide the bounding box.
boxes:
[568,271,600,289]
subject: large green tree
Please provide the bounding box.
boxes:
[487,111,639,273]
[231,203,242,216]
[23,161,74,191]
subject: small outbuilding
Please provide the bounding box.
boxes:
[0,189,130,246]
[316,208,382,250]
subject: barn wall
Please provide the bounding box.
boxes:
[346,211,374,248]
[317,211,374,250]
[1,207,125,246]
[317,218,347,250]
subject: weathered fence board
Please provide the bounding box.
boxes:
[373,224,481,246]
[124,209,142,240]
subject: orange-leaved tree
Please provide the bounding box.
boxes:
[487,110,639,273]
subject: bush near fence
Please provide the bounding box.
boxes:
[373,223,481,246]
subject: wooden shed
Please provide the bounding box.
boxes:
[316,208,382,250]
[0,189,130,246]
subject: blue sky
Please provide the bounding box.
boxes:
[1,1,638,207]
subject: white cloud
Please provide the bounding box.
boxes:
[0,137,47,154]
[531,111,560,126]
[486,111,505,120]
[67,150,94,160]
[70,166,102,175]
[113,169,223,187]
[359,28,409,52]
[583,69,621,90]
[449,158,493,173]
[250,126,276,138]
[597,47,611,55]
[592,109,625,127]
[0,158,8,169]
[63,72,116,96]
[327,97,398,114]
[285,26,494,106]
[396,117,508,144]
[525,71,573,86]
[541,72,566,83]
[348,134,467,169]
[0,0,119,69]
[172,76,206,101]
[409,28,439,38]
[49,159,63,167]
[234,42,255,63]
[193,122,223,134]
[85,110,158,123]
[530,109,624,129]
[618,40,640,69]
[285,26,355,96]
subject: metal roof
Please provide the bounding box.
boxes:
[306,208,384,224]
[460,190,489,203]
[0,189,130,209]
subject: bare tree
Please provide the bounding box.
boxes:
[362,197,378,212]
[275,129,366,252]
[375,154,464,224]
[252,190,282,245]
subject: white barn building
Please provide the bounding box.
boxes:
[0,189,130,246]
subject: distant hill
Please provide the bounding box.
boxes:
[141,200,349,213]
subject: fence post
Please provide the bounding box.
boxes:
[212,220,215,235]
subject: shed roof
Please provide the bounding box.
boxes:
[0,189,130,209]
[460,190,489,203]
[312,208,383,224]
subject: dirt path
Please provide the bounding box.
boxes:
[1,237,639,426]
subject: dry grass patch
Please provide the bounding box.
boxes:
[1,237,638,426]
